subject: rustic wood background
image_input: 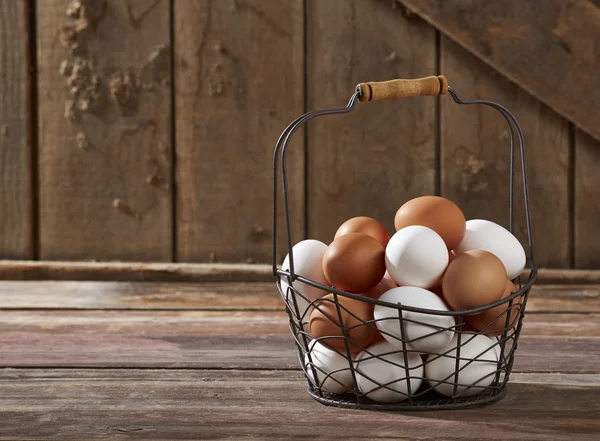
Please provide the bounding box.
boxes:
[1,0,598,268]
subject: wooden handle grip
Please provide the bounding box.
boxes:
[356,75,448,102]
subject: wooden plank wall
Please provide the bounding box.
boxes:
[175,0,304,264]
[0,0,597,268]
[441,37,571,268]
[37,0,172,261]
[0,1,32,258]
[307,0,436,242]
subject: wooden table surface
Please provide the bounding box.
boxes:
[0,280,599,440]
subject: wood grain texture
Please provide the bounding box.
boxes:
[175,0,304,263]
[358,75,447,102]
[441,37,570,267]
[0,281,281,310]
[1,310,598,372]
[397,0,600,143]
[0,1,31,258]
[575,131,600,268]
[0,369,599,440]
[36,0,172,261]
[0,281,597,313]
[524,285,600,313]
[306,0,436,242]
[0,260,599,283]
[0,260,274,282]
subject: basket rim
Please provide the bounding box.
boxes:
[276,262,537,317]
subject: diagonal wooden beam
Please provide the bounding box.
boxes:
[396,0,600,142]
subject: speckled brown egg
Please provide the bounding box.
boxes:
[334,217,390,248]
[442,250,507,310]
[394,196,466,250]
[465,281,522,336]
[310,294,377,353]
[323,233,386,293]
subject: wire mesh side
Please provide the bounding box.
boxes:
[276,275,532,410]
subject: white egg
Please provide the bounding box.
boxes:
[281,240,330,325]
[374,287,455,353]
[304,341,354,394]
[385,226,449,288]
[425,333,500,397]
[354,341,423,403]
[454,219,526,280]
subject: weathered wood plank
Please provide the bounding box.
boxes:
[524,285,600,313]
[0,261,599,284]
[397,0,600,143]
[575,131,600,268]
[0,281,281,310]
[37,0,172,261]
[0,369,598,440]
[0,1,32,258]
[0,310,597,372]
[306,0,436,242]
[0,281,596,313]
[175,0,304,263]
[441,36,570,267]
[0,261,274,282]
[523,269,600,284]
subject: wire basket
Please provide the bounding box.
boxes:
[272,76,537,411]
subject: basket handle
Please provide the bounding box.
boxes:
[356,75,448,102]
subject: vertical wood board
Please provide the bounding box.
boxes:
[397,0,600,144]
[307,0,437,242]
[175,0,305,263]
[575,131,600,268]
[441,37,570,267]
[37,0,173,261]
[0,1,32,258]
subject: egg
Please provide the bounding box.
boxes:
[382,270,398,287]
[429,284,444,298]
[304,341,354,394]
[454,219,526,279]
[442,250,507,311]
[425,334,500,397]
[363,277,396,299]
[374,287,455,353]
[465,281,522,337]
[354,341,423,403]
[385,226,449,288]
[323,233,386,293]
[281,240,330,325]
[394,196,466,250]
[430,251,457,296]
[310,294,377,353]
[334,216,390,248]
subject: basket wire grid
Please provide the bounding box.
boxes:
[272,77,537,410]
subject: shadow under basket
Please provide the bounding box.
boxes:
[272,76,537,411]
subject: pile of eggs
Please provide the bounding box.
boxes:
[280,196,527,402]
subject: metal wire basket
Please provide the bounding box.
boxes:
[272,76,537,411]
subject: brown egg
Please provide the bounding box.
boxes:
[429,284,444,297]
[334,216,390,248]
[442,250,507,310]
[430,251,457,295]
[362,277,395,299]
[465,281,522,337]
[322,233,386,293]
[394,196,466,250]
[370,330,387,346]
[310,294,377,352]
